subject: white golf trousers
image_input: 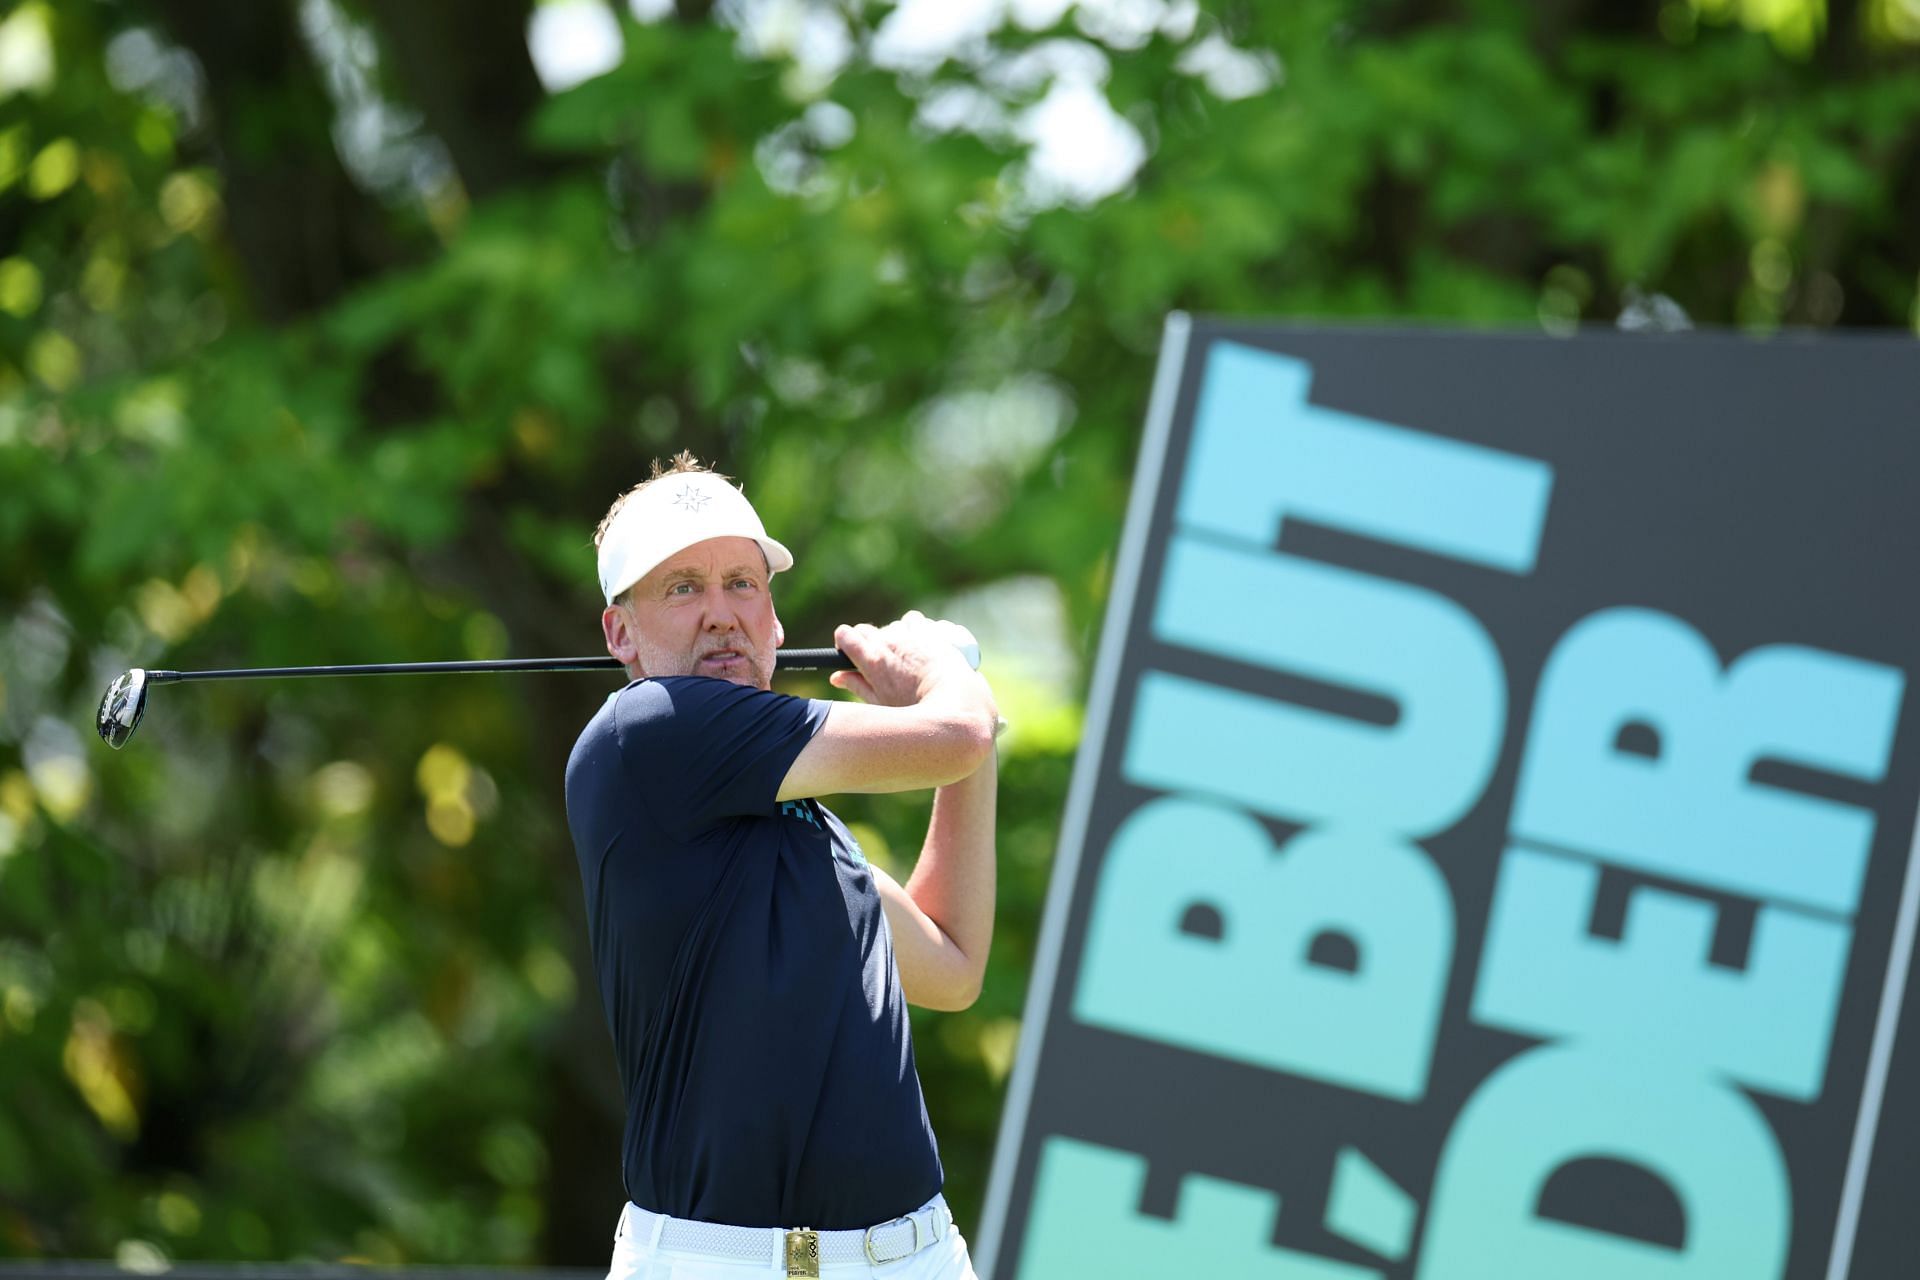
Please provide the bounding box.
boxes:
[605,1197,980,1280]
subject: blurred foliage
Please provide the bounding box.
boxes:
[0,0,1916,1266]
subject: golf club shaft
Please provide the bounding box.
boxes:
[144,648,855,683]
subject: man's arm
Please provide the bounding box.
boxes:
[775,614,998,801]
[873,747,997,1010]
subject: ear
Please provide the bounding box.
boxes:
[602,603,642,672]
[772,608,786,652]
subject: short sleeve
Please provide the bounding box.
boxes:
[612,677,829,839]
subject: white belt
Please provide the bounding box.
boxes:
[620,1196,952,1271]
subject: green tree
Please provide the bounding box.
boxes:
[0,0,1915,1265]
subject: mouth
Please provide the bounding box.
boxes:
[698,649,744,669]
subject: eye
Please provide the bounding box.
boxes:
[731,577,759,591]
[668,581,698,596]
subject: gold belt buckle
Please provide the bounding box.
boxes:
[784,1227,820,1278]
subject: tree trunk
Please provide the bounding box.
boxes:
[147,0,403,322]
[358,0,560,201]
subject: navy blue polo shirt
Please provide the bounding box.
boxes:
[564,676,944,1229]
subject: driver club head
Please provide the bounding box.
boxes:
[97,668,149,750]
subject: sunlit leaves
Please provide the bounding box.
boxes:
[1870,0,1920,42]
[0,3,56,98]
[1693,0,1826,55]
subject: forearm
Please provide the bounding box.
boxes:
[910,663,999,762]
[902,746,998,1001]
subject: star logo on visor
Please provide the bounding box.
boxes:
[671,484,712,514]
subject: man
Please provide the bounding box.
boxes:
[565,453,999,1280]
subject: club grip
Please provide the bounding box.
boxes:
[773,647,855,671]
[774,641,982,672]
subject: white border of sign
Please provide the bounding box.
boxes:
[1828,807,1920,1280]
[974,311,1192,1280]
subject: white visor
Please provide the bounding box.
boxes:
[597,471,794,605]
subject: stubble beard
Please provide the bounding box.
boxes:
[636,638,771,690]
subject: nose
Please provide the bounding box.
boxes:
[702,585,741,631]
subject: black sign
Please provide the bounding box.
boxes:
[976,320,1920,1279]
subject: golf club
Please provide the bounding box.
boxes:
[95,641,983,750]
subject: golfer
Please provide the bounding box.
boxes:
[566,454,999,1279]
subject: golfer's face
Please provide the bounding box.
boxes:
[619,536,783,689]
